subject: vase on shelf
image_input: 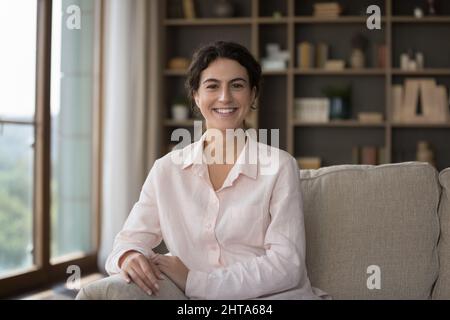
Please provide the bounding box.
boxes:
[171,104,190,121]
[416,141,436,167]
[212,0,234,18]
[427,0,436,15]
[350,48,365,69]
[329,97,351,120]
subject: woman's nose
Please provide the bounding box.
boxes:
[218,86,232,103]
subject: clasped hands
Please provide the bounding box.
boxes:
[119,251,189,296]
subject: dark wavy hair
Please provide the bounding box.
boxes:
[185,41,262,110]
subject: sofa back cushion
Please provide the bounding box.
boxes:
[432,167,450,299]
[300,162,440,299]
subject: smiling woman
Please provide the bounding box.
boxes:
[77,41,330,300]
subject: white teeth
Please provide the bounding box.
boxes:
[213,108,236,114]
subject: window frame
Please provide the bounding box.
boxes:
[0,0,104,298]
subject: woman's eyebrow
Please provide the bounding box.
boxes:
[202,77,248,84]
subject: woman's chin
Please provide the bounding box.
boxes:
[206,119,245,131]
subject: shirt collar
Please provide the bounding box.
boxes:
[181,130,258,180]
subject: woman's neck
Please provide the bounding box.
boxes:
[203,127,247,165]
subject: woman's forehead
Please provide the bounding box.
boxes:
[200,58,249,81]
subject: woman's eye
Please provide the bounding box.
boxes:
[232,83,244,89]
[206,85,218,89]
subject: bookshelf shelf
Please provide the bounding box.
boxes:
[392,122,450,128]
[392,69,450,76]
[164,18,253,26]
[157,0,450,170]
[257,17,289,24]
[293,16,386,24]
[294,68,386,76]
[391,16,450,23]
[293,120,386,128]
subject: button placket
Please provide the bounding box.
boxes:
[206,191,221,265]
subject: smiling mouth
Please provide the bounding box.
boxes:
[212,107,238,116]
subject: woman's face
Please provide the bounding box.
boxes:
[193,58,256,131]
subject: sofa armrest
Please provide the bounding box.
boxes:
[75,274,187,300]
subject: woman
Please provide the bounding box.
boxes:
[102,41,329,300]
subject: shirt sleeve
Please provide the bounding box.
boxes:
[185,156,313,299]
[105,160,163,275]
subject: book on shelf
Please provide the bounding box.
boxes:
[361,146,377,165]
[376,44,387,68]
[352,146,386,165]
[351,146,360,164]
[182,0,196,19]
[324,59,345,70]
[295,98,330,122]
[357,112,383,123]
[378,146,387,165]
[297,42,314,69]
[316,43,329,68]
[313,2,342,18]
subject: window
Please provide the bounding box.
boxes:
[0,0,102,297]
[0,0,38,278]
[50,0,96,261]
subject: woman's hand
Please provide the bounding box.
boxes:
[152,254,189,292]
[119,250,165,296]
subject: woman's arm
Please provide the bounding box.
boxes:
[105,160,164,275]
[184,156,313,300]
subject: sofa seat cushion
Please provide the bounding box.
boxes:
[432,167,450,299]
[300,162,440,299]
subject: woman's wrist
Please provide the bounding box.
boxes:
[118,250,139,269]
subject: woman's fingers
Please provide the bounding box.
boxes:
[149,259,166,280]
[120,270,131,283]
[137,258,160,293]
[128,267,154,296]
[153,255,170,267]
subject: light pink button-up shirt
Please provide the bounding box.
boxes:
[105,131,329,300]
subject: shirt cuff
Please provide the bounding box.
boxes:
[185,270,209,299]
[106,246,154,275]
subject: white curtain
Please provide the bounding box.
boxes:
[98,0,154,273]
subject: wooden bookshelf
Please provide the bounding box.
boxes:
[156,0,450,170]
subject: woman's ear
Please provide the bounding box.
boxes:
[193,91,200,108]
[251,87,257,105]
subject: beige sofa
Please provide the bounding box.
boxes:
[77,162,450,300]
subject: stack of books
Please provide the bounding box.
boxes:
[295,98,330,122]
[313,2,342,18]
